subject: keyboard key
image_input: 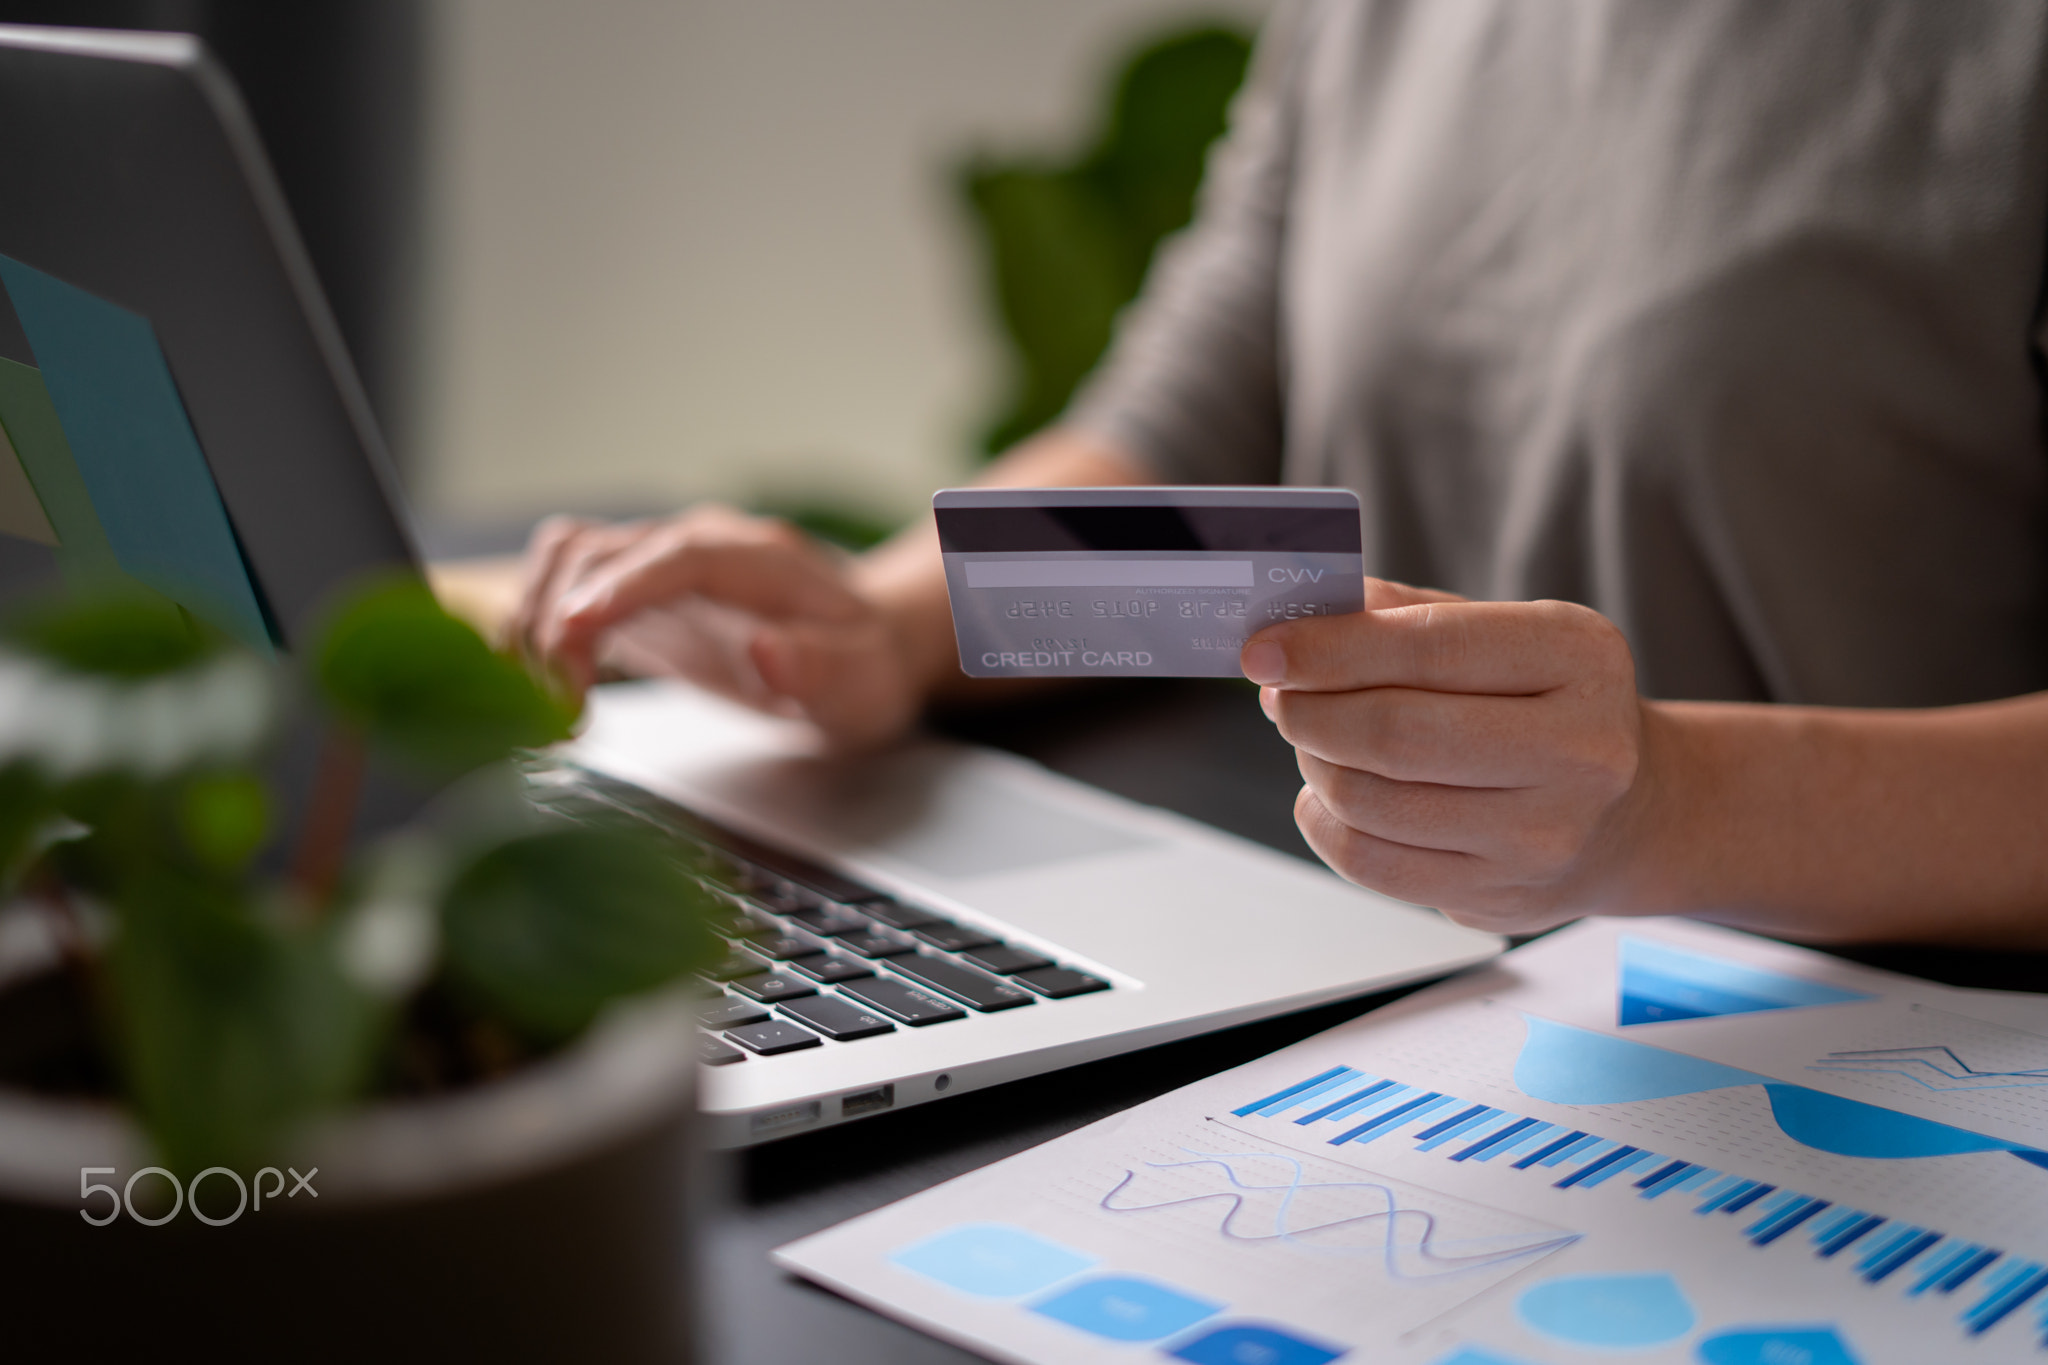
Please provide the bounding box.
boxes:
[961,945,1052,975]
[1014,966,1111,999]
[698,1035,746,1065]
[701,947,768,981]
[787,954,875,984]
[725,1019,823,1055]
[754,931,828,961]
[790,907,871,937]
[729,970,818,1003]
[749,880,815,915]
[838,931,918,959]
[699,997,771,1029]
[887,956,1034,1012]
[860,898,939,931]
[778,995,896,1041]
[840,977,967,1026]
[724,908,781,939]
[912,922,998,953]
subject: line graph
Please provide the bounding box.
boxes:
[1812,1046,2048,1093]
[1098,1145,1580,1285]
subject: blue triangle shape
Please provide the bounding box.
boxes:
[1618,938,1871,1027]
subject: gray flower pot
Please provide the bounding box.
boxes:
[0,984,699,1363]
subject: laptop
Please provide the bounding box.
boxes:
[0,24,1504,1149]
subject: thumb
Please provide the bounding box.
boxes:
[1364,576,1467,610]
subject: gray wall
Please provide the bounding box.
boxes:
[415,0,1269,528]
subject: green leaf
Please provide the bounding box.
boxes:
[441,826,719,1042]
[4,589,215,678]
[177,771,271,873]
[316,576,576,775]
[104,872,384,1175]
[955,23,1250,456]
[0,762,53,895]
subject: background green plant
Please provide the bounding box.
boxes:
[958,23,1252,458]
[0,581,719,1175]
[744,20,1253,549]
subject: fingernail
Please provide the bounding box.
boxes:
[1241,639,1285,685]
[559,584,602,619]
[1259,685,1277,721]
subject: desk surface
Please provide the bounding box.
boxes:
[699,676,2048,1363]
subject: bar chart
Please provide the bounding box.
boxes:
[1234,1065,2048,1350]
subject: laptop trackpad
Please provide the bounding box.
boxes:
[692,747,1151,880]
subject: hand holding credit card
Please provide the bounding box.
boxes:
[936,487,1364,678]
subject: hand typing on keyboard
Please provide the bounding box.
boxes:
[511,505,929,749]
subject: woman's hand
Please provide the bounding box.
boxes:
[1242,579,1658,933]
[511,504,927,750]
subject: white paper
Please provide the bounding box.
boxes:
[776,917,2048,1364]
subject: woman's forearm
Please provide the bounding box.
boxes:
[1630,694,2048,947]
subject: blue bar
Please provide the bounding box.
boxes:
[1808,1208,1858,1242]
[1747,1191,1800,1223]
[1250,1068,1363,1117]
[1417,1108,1504,1152]
[1721,1183,1776,1214]
[1577,1150,1654,1188]
[1942,1249,2003,1294]
[1866,1231,1940,1284]
[1634,1160,1690,1191]
[1325,1084,1422,1127]
[1237,1067,1357,1117]
[1297,1080,1395,1125]
[1454,1116,1540,1162]
[1236,1072,1351,1113]
[1968,1264,2048,1335]
[1334,1093,1447,1145]
[1414,1105,1492,1143]
[1555,1145,1640,1189]
[1858,1227,1916,1271]
[1909,1243,1971,1296]
[1540,1135,1605,1168]
[1696,1179,1755,1214]
[1669,1168,1719,1194]
[1753,1198,1829,1247]
[1818,1215,1885,1259]
[1514,1130,1589,1170]
[1643,1165,1708,1199]
[1488,1122,1559,1160]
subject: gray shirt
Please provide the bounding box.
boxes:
[1071,0,2048,706]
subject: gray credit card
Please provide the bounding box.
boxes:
[936,486,1364,678]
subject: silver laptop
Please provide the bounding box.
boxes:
[0,24,1503,1152]
[549,680,1502,1148]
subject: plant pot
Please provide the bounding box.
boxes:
[0,966,700,1364]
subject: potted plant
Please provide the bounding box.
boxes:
[0,578,721,1362]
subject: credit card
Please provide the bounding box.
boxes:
[935,486,1364,678]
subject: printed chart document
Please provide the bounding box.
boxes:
[776,918,2048,1364]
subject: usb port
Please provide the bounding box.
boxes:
[749,1100,821,1135]
[840,1084,895,1118]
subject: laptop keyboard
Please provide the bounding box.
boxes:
[520,760,1111,1066]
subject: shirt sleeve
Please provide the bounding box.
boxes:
[1062,2,1308,487]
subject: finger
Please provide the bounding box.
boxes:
[1293,785,1477,908]
[1269,686,1570,786]
[1362,576,1467,610]
[521,521,652,689]
[511,515,598,653]
[749,619,916,751]
[1243,597,1622,695]
[540,520,857,668]
[1296,750,1534,857]
[598,595,779,707]
[556,518,853,629]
